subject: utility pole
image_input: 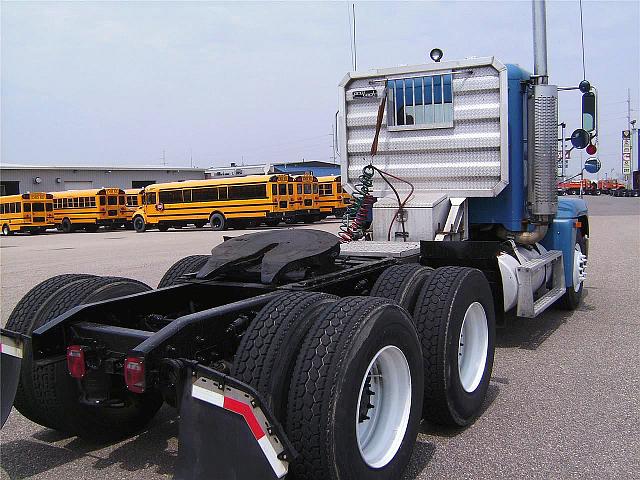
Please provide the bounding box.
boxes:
[559,122,566,180]
[331,126,336,164]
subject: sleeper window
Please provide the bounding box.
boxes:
[387,74,453,129]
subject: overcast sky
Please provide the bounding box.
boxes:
[2,1,638,179]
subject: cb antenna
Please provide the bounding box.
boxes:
[347,2,357,70]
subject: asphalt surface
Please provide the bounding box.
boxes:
[1,197,639,479]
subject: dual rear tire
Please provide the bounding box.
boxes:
[231,264,496,479]
[233,292,424,480]
[6,275,163,439]
[370,264,496,427]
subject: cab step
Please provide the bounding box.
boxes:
[516,250,566,318]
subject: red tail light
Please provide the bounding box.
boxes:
[124,357,145,393]
[66,345,86,379]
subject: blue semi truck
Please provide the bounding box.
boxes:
[1,1,595,479]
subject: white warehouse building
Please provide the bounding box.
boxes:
[0,164,207,195]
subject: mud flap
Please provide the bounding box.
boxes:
[174,364,296,480]
[1,329,24,427]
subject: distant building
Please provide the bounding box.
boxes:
[207,163,269,178]
[206,161,340,178]
[0,164,206,195]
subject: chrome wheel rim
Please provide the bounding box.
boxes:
[356,345,412,469]
[458,302,488,393]
[572,242,587,292]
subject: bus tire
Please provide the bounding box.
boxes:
[158,224,169,232]
[133,215,146,233]
[61,218,74,233]
[209,212,226,231]
[232,292,338,422]
[556,231,587,310]
[158,254,210,288]
[6,274,96,428]
[2,224,13,236]
[287,297,424,480]
[370,264,434,312]
[19,276,162,439]
[413,266,496,427]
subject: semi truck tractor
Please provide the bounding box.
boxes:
[0,1,595,479]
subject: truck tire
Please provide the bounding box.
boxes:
[556,231,587,310]
[158,255,210,288]
[287,297,424,480]
[231,292,338,422]
[2,224,12,236]
[370,264,433,311]
[6,274,96,427]
[20,276,162,439]
[413,266,496,427]
[133,215,146,233]
[209,212,226,231]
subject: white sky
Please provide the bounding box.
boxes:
[2,1,638,179]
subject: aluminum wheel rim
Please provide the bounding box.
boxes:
[572,243,586,292]
[356,345,412,469]
[458,302,488,393]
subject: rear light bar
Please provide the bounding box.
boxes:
[124,356,145,393]
[66,345,86,379]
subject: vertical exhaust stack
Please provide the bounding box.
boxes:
[528,0,558,225]
[532,0,549,84]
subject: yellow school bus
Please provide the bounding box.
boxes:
[0,193,55,235]
[317,175,351,219]
[285,174,321,224]
[52,188,128,233]
[132,175,293,232]
[124,188,144,229]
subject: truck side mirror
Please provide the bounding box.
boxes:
[570,129,590,149]
[582,91,596,132]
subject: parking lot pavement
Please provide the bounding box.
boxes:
[1,198,639,479]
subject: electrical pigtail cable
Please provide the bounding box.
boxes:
[339,165,375,242]
[370,166,414,241]
[340,84,414,242]
[339,87,386,243]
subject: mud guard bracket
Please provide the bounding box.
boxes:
[175,363,296,480]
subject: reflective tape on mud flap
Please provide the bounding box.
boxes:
[0,334,23,358]
[191,377,288,478]
[1,332,24,427]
